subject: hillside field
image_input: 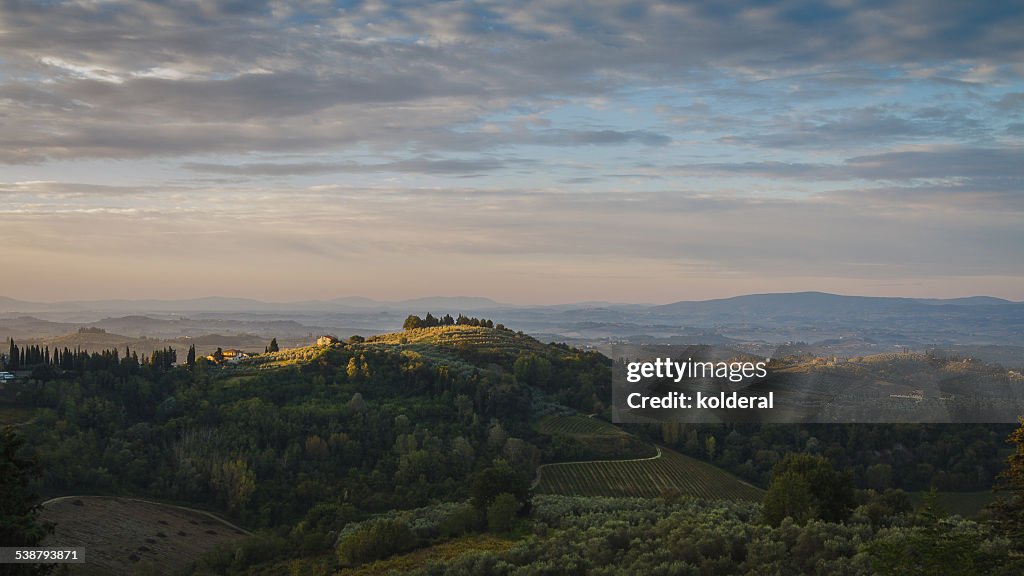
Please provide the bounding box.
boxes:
[40,496,248,576]
[536,446,764,501]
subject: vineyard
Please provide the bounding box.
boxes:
[535,414,657,460]
[536,447,764,501]
[535,414,625,437]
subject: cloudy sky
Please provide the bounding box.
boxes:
[1,0,1022,304]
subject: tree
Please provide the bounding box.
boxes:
[186,344,196,369]
[268,338,279,353]
[8,338,19,371]
[705,435,717,460]
[991,417,1024,549]
[403,315,424,330]
[336,519,415,565]
[487,492,520,532]
[212,347,224,363]
[0,428,54,575]
[762,453,854,525]
[513,353,552,388]
[470,459,531,515]
[762,469,816,525]
[216,459,256,513]
[865,491,1019,576]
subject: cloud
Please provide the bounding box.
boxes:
[739,105,987,149]
[2,179,1019,287]
[843,147,1024,180]
[667,146,1024,184]
[1,1,1021,162]
[1,2,1023,301]
[182,157,514,176]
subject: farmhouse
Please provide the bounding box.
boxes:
[204,349,251,364]
[316,335,340,347]
[222,349,249,362]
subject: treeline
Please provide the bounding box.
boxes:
[403,313,503,330]
[652,421,1015,492]
[4,339,179,374]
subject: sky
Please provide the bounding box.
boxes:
[1,0,1022,304]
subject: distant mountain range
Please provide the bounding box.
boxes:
[653,291,1017,318]
[0,291,1017,315]
[2,292,1022,354]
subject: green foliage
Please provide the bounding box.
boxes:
[486,493,519,533]
[762,453,855,525]
[336,518,416,565]
[655,422,1015,493]
[513,353,551,388]
[856,489,913,526]
[14,324,1021,574]
[763,469,816,525]
[0,428,54,575]
[395,495,1024,576]
[990,417,1024,548]
[18,328,589,525]
[404,314,497,330]
[471,460,531,514]
[195,532,291,575]
[864,518,1023,575]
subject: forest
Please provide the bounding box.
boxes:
[2,321,1023,574]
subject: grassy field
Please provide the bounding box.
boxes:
[536,446,764,501]
[40,496,247,576]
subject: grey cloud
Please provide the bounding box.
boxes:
[182,156,512,176]
[844,147,1024,180]
[65,71,479,121]
[1,1,1022,162]
[996,92,1024,111]
[669,146,1024,183]
[562,130,671,146]
[668,161,842,180]
[743,105,987,149]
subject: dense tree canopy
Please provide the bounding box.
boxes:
[991,417,1024,549]
[762,453,855,525]
[0,428,53,575]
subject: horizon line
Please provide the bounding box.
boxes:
[1,290,1020,308]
